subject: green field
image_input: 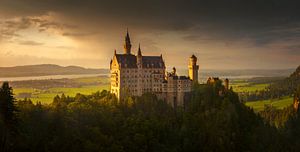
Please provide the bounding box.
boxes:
[14,85,110,104]
[230,82,269,93]
[245,96,293,112]
[230,79,293,112]
[12,76,110,104]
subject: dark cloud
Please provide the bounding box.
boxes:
[0,16,78,41]
[1,0,299,38]
[0,0,299,68]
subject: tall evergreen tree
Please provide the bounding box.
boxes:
[0,82,18,152]
[0,82,17,127]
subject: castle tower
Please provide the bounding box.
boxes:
[137,44,142,68]
[124,29,132,55]
[188,54,199,83]
[224,78,229,90]
[172,67,177,76]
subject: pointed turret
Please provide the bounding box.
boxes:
[137,43,142,68]
[138,43,142,56]
[124,29,132,55]
[172,67,177,76]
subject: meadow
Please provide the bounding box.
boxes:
[230,79,293,112]
[12,76,110,104]
[11,76,294,110]
[245,96,293,112]
[230,80,269,93]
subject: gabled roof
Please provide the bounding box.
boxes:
[115,54,137,68]
[142,56,165,68]
[114,54,165,69]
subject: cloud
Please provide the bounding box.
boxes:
[0,16,78,41]
[0,0,299,69]
[3,51,13,56]
[286,45,300,55]
[18,40,44,46]
[62,32,95,37]
[0,1,299,43]
[54,46,75,49]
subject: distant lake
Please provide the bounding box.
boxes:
[0,71,286,82]
[0,74,109,82]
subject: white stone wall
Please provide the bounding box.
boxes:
[110,54,194,107]
[113,65,165,100]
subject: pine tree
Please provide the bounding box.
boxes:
[0,82,17,127]
[0,82,18,152]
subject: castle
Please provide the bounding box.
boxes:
[110,31,199,107]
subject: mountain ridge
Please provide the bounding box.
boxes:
[0,64,109,77]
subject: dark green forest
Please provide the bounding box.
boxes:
[1,81,300,152]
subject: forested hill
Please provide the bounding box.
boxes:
[290,66,300,78]
[268,65,300,97]
[0,64,109,77]
[252,65,300,100]
[237,66,300,102]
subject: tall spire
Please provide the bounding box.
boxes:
[137,43,142,68]
[138,43,142,56]
[126,28,129,38]
[124,28,132,54]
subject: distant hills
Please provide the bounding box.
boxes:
[204,69,295,77]
[176,68,295,80]
[0,64,296,78]
[0,64,109,77]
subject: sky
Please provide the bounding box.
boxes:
[0,0,299,69]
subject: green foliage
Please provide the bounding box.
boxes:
[259,105,295,128]
[283,86,300,151]
[0,82,299,151]
[0,82,19,151]
[0,82,18,127]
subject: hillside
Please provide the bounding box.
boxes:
[268,65,300,97]
[290,65,300,78]
[0,64,109,77]
[242,65,300,104]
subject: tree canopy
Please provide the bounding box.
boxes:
[0,81,299,151]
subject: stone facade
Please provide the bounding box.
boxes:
[110,31,199,107]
